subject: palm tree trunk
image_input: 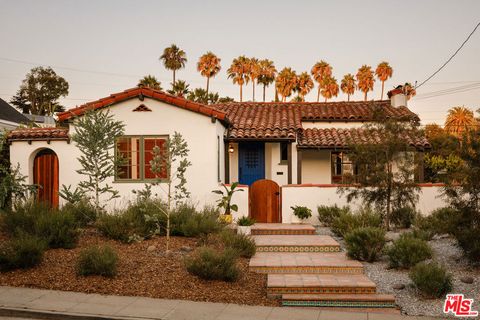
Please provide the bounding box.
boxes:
[206,77,210,96]
[347,94,350,102]
[263,84,266,102]
[364,91,367,101]
[317,87,321,102]
[252,80,255,102]
[240,84,243,102]
[381,81,385,100]
[173,70,176,87]
[325,97,327,103]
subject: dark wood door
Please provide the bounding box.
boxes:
[249,179,280,223]
[34,149,59,207]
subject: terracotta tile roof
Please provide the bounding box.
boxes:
[57,87,228,123]
[213,100,418,140]
[213,103,302,140]
[298,128,430,150]
[7,127,69,142]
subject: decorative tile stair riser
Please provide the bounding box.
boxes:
[282,301,397,308]
[256,245,340,253]
[251,223,316,236]
[251,229,316,235]
[268,287,377,295]
[250,266,364,274]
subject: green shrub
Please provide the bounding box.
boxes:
[35,210,79,249]
[386,233,433,269]
[410,262,453,298]
[76,245,118,277]
[345,227,386,262]
[391,206,416,229]
[0,234,46,271]
[185,247,239,281]
[61,200,97,227]
[96,213,133,243]
[410,228,433,241]
[220,230,256,258]
[455,226,480,263]
[2,201,50,236]
[291,206,312,220]
[331,206,382,237]
[237,216,255,226]
[179,207,223,239]
[124,198,165,237]
[317,205,350,227]
[414,207,460,238]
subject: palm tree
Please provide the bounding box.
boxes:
[311,61,332,102]
[320,76,339,102]
[167,80,190,97]
[275,67,297,102]
[375,62,393,100]
[138,75,162,90]
[356,65,375,101]
[340,74,355,101]
[159,44,187,86]
[227,56,250,102]
[197,52,221,96]
[294,72,314,101]
[257,59,277,102]
[444,106,477,136]
[247,58,261,101]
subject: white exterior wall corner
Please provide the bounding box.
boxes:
[281,185,448,225]
[9,97,228,211]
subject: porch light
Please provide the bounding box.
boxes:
[228,144,235,153]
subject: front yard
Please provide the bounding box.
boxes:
[0,227,276,306]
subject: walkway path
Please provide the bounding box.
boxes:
[249,223,398,312]
[0,286,433,320]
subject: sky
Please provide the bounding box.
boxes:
[0,0,479,125]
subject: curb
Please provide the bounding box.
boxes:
[0,307,155,320]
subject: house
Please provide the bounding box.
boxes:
[0,98,29,130]
[7,87,444,222]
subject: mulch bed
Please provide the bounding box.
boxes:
[0,228,278,307]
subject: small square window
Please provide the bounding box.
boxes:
[280,142,288,163]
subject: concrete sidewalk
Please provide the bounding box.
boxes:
[0,286,436,320]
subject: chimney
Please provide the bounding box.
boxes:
[387,86,407,108]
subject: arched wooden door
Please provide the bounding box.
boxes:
[249,179,280,223]
[33,149,59,207]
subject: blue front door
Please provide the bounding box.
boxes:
[239,142,265,186]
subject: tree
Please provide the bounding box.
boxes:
[275,67,297,102]
[311,61,332,102]
[186,88,223,105]
[69,110,125,213]
[339,111,423,230]
[257,59,277,102]
[167,80,190,97]
[247,57,260,101]
[138,75,162,90]
[444,106,477,136]
[356,65,375,101]
[10,66,69,115]
[375,62,393,100]
[227,56,250,102]
[294,72,314,101]
[197,52,221,96]
[149,132,191,252]
[320,76,339,102]
[159,44,187,86]
[341,74,356,101]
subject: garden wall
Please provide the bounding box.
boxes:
[281,184,448,225]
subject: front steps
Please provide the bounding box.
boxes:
[252,235,340,253]
[267,274,377,295]
[251,223,316,235]
[250,252,364,274]
[249,223,399,313]
[281,293,396,308]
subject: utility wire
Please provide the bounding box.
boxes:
[416,22,480,89]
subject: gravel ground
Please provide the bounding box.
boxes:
[0,228,276,307]
[316,226,480,318]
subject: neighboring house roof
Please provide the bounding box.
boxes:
[57,87,228,123]
[213,100,418,140]
[0,98,29,125]
[298,128,431,150]
[7,127,69,142]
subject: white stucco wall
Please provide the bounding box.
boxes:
[301,150,331,184]
[9,97,228,211]
[281,185,448,225]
